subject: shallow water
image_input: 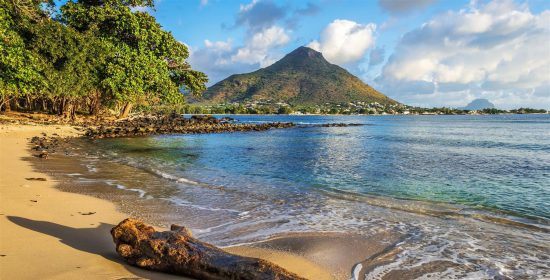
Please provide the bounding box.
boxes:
[53,114,550,279]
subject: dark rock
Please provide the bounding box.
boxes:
[85,115,295,139]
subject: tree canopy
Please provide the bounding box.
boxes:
[0,0,207,118]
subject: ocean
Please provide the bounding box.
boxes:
[53,114,550,279]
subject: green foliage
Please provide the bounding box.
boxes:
[31,21,94,99]
[510,108,547,114]
[480,108,506,114]
[101,45,175,102]
[0,2,43,102]
[61,0,207,104]
[277,106,293,114]
[0,0,207,115]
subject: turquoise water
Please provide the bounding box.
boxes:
[71,114,550,279]
[99,114,550,221]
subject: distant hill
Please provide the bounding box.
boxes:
[459,99,496,110]
[195,46,396,105]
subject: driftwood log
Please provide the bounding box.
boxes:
[111,218,305,280]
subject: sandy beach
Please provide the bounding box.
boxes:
[4,119,533,279]
[0,123,334,279]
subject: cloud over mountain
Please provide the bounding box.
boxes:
[190,0,301,84]
[187,0,548,109]
[308,19,376,65]
[231,26,290,67]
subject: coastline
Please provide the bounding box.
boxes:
[0,123,334,279]
[2,114,547,279]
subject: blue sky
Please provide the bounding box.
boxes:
[146,0,549,108]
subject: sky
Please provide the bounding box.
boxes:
[143,0,549,109]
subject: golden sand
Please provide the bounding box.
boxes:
[0,124,332,279]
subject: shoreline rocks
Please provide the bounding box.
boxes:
[21,113,368,140]
[85,114,296,139]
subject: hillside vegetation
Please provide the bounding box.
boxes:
[199,47,395,105]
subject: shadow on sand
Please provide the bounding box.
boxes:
[7,216,185,279]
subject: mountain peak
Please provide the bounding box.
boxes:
[268,46,328,70]
[198,46,396,105]
[287,46,324,60]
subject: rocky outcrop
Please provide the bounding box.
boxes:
[111,218,305,280]
[30,135,62,158]
[85,114,295,139]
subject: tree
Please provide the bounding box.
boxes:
[0,0,207,117]
[277,106,292,114]
[60,0,207,117]
[29,20,107,118]
[0,0,46,111]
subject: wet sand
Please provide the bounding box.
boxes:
[0,124,187,279]
[1,122,490,280]
[1,123,398,279]
[227,231,405,279]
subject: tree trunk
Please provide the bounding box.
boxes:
[25,95,32,111]
[59,98,66,116]
[111,219,305,280]
[119,102,132,119]
[88,91,101,116]
[5,97,11,112]
[62,100,74,120]
[0,96,8,112]
[71,103,77,120]
[52,97,60,114]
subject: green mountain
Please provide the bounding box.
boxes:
[196,46,396,105]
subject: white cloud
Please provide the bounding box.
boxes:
[204,39,233,53]
[189,39,256,84]
[240,0,259,12]
[378,0,550,109]
[307,19,376,65]
[231,26,290,67]
[188,0,320,85]
[189,26,290,84]
[249,26,290,49]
